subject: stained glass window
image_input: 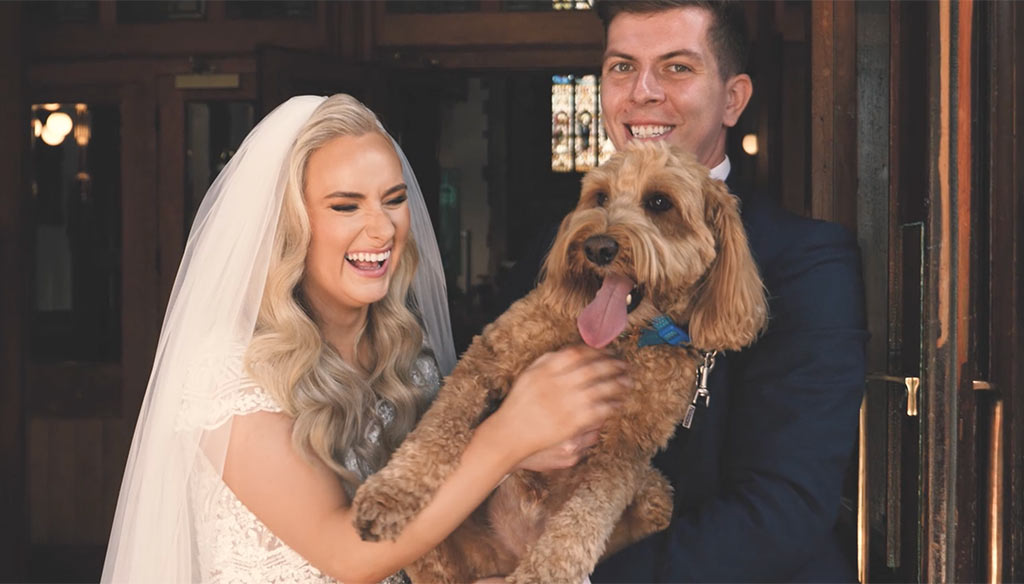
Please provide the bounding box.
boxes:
[504,0,591,10]
[551,74,614,173]
[553,0,593,9]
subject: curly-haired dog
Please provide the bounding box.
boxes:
[353,143,768,583]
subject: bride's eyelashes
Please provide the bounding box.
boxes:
[330,194,406,213]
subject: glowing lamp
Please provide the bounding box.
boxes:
[46,111,73,137]
[41,124,66,146]
[742,133,758,156]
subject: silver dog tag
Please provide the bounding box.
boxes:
[682,404,696,428]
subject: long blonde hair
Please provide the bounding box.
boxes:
[245,94,428,494]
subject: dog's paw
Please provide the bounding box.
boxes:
[639,470,673,532]
[352,473,428,542]
[508,546,586,584]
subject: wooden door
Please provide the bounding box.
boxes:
[18,78,160,582]
[155,71,260,302]
[851,1,1022,581]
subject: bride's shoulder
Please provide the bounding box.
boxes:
[177,342,284,431]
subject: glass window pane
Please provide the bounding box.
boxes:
[31,103,121,362]
[597,87,614,166]
[551,74,614,173]
[504,0,592,10]
[551,75,574,172]
[117,1,205,23]
[26,1,99,24]
[573,75,598,172]
[386,1,480,13]
[225,1,315,20]
[185,102,255,231]
[553,0,593,10]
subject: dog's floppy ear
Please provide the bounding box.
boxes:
[689,179,768,351]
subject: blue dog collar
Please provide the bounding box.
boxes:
[637,315,691,348]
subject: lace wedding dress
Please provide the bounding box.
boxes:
[183,349,442,584]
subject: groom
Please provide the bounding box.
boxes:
[502,1,867,581]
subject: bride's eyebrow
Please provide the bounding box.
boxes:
[323,183,406,200]
[325,191,364,200]
[384,183,408,195]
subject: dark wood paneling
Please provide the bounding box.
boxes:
[0,2,26,579]
[381,47,605,72]
[779,38,809,217]
[919,0,985,580]
[27,544,105,583]
[26,364,121,418]
[889,4,930,580]
[952,2,981,582]
[920,0,950,578]
[373,9,602,49]
[119,81,162,424]
[29,57,257,87]
[810,0,858,232]
[28,419,107,545]
[989,1,1023,581]
[853,0,893,578]
[26,7,329,60]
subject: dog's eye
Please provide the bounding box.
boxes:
[594,192,608,207]
[645,192,673,213]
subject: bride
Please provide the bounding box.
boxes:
[101,94,628,583]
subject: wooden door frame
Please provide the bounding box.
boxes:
[813,0,1023,581]
[0,2,27,579]
[920,1,982,580]
[155,72,260,305]
[810,0,857,232]
[9,60,161,578]
[987,2,1023,581]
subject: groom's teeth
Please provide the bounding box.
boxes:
[625,293,632,306]
[629,125,672,138]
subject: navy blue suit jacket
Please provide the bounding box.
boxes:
[499,182,868,582]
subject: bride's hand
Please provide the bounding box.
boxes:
[488,345,630,465]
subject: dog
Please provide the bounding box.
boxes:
[353,143,768,583]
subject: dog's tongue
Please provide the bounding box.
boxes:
[577,273,635,348]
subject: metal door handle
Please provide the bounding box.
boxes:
[859,373,921,582]
[974,380,1002,584]
[866,374,920,416]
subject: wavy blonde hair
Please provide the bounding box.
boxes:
[245,94,428,495]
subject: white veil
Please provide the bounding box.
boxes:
[101,95,455,583]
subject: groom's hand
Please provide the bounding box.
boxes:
[516,427,602,471]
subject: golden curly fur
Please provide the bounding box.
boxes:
[353,143,768,583]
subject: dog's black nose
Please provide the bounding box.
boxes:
[583,235,619,266]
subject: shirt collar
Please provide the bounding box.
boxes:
[709,155,731,182]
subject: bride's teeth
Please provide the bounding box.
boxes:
[630,125,671,138]
[625,293,632,306]
[347,250,391,263]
